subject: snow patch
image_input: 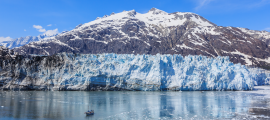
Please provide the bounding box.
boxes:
[190,16,213,27]
[176,44,193,50]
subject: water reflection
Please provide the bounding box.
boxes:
[0,91,269,119]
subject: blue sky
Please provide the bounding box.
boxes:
[0,0,270,41]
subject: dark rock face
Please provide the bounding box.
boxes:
[0,46,17,60]
[13,9,270,69]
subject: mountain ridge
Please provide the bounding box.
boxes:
[12,8,270,69]
[0,34,57,49]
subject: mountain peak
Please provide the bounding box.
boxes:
[127,10,137,17]
[110,12,115,16]
[148,8,167,15]
[102,15,108,18]
[148,8,158,12]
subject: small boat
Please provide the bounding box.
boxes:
[85,110,94,115]
[85,105,94,116]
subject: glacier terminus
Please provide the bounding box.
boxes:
[1,52,269,91]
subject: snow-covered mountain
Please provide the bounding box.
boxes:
[13,8,270,69]
[0,34,57,49]
[237,27,270,44]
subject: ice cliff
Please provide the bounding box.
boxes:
[0,53,255,91]
[249,68,270,86]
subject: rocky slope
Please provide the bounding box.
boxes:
[238,27,270,45]
[13,8,270,69]
[0,46,17,59]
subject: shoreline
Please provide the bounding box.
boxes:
[241,85,270,98]
[1,85,265,91]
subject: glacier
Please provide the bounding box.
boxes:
[0,53,256,91]
[249,68,270,86]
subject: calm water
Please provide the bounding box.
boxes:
[0,90,269,120]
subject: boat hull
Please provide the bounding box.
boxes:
[85,112,94,115]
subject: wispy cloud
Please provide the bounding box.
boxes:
[24,29,26,31]
[43,29,59,36]
[0,36,13,43]
[33,25,42,29]
[264,27,270,31]
[47,24,52,26]
[33,25,59,36]
[195,0,215,10]
[194,0,270,11]
[248,0,270,8]
[33,25,46,32]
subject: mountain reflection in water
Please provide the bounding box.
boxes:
[0,91,269,120]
